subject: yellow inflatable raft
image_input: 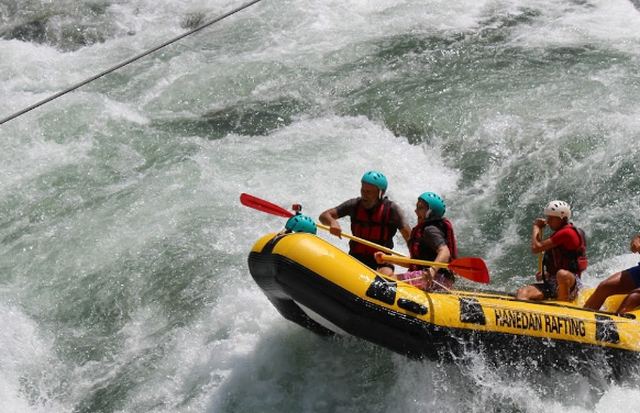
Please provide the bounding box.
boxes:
[248,232,640,372]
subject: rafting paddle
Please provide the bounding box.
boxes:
[377,254,490,284]
[239,193,404,256]
[240,193,490,283]
[240,192,294,218]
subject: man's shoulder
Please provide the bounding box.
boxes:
[382,197,402,210]
[335,197,360,214]
[554,224,578,236]
[382,198,409,224]
[341,197,360,207]
[552,224,580,245]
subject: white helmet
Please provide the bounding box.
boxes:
[544,200,571,220]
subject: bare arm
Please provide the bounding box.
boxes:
[434,244,451,263]
[531,219,554,254]
[631,234,640,253]
[400,224,412,245]
[319,208,342,237]
[391,202,412,246]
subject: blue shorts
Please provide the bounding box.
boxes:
[625,263,640,288]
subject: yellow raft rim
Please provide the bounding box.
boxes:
[248,232,640,372]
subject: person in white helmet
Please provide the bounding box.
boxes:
[516,200,588,301]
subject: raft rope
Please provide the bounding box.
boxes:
[388,272,452,292]
[0,0,264,126]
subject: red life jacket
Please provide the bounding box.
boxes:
[543,223,588,277]
[407,218,457,271]
[349,198,396,255]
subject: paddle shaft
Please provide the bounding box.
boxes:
[378,254,490,283]
[537,229,544,274]
[379,255,449,270]
[240,193,490,283]
[240,193,405,256]
[316,223,404,257]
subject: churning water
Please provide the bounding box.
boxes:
[1,0,640,411]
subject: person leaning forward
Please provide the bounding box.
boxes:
[516,200,588,302]
[319,170,411,275]
[583,234,640,313]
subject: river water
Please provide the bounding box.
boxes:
[1,0,640,411]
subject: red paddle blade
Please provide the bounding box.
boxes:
[449,257,490,284]
[240,193,294,218]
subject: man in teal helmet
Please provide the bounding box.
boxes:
[375,191,457,291]
[319,170,411,274]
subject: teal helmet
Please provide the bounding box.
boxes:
[361,170,388,193]
[418,192,446,219]
[285,214,317,234]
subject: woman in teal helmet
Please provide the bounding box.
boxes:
[319,170,411,275]
[418,192,446,219]
[376,191,458,291]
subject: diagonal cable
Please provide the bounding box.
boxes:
[0,0,264,126]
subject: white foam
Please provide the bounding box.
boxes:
[0,304,68,412]
[582,252,640,288]
[508,0,640,52]
[595,385,640,412]
[2,1,640,412]
[192,115,459,254]
[0,130,92,194]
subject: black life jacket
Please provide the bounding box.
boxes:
[349,198,396,255]
[543,223,588,277]
[407,218,457,271]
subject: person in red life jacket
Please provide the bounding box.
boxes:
[319,170,411,275]
[374,192,457,291]
[583,234,640,313]
[516,200,588,301]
